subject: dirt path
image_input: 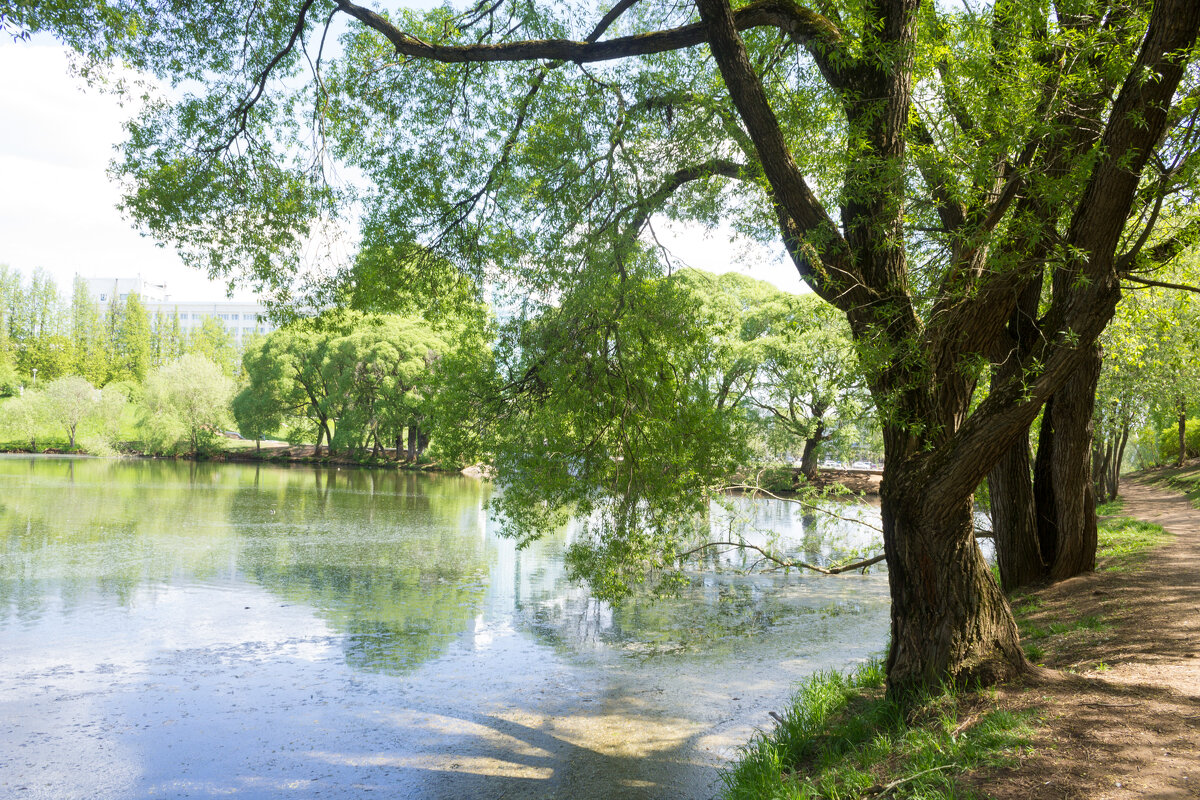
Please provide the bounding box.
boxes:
[983,479,1200,799]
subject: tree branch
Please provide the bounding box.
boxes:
[677,539,886,574]
[1123,275,1200,294]
[334,0,847,80]
[695,0,859,309]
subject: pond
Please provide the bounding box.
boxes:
[0,457,891,799]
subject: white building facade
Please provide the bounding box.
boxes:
[81,276,278,346]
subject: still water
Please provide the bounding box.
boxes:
[0,457,890,799]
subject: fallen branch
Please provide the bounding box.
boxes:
[865,765,955,798]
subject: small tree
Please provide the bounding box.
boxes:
[231,386,281,451]
[44,375,97,448]
[5,389,51,450]
[141,354,235,454]
[92,382,132,451]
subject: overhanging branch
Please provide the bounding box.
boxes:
[334,0,850,84]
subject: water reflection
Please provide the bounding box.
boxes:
[0,456,892,799]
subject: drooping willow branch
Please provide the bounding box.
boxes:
[719,482,885,534]
[677,540,886,575]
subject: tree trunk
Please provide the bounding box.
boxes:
[1033,345,1101,581]
[798,419,826,480]
[417,428,430,457]
[988,435,1044,592]
[1178,398,1187,467]
[881,474,1027,696]
[406,424,417,461]
[313,423,324,457]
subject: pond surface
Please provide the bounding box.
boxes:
[0,457,890,799]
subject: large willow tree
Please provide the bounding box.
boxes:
[13,0,1200,696]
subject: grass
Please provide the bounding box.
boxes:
[722,661,1034,800]
[1018,615,1110,641]
[1095,515,1169,572]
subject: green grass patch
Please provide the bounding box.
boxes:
[1096,515,1169,572]
[1095,498,1125,516]
[722,661,1034,800]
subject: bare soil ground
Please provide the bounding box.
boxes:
[971,478,1200,799]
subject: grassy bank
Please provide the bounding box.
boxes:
[1136,460,1200,507]
[723,661,1033,800]
[723,503,1172,800]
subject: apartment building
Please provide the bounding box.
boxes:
[82,276,278,346]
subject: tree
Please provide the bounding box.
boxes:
[107,291,152,382]
[240,311,455,459]
[231,385,281,450]
[93,382,132,449]
[4,389,50,450]
[186,316,238,376]
[44,375,97,448]
[141,354,235,453]
[748,291,866,478]
[151,309,186,367]
[70,276,108,384]
[19,0,1200,697]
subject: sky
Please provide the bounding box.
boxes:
[0,36,805,304]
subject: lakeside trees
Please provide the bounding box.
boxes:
[11,0,1200,696]
[238,311,463,459]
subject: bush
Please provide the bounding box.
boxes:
[759,466,797,494]
[1156,417,1200,463]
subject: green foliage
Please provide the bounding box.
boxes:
[185,316,238,376]
[722,661,1033,800]
[231,385,281,444]
[43,374,98,448]
[0,362,20,397]
[140,354,235,454]
[1154,418,1200,463]
[3,390,52,450]
[457,259,755,601]
[240,310,464,459]
[70,276,108,383]
[107,292,153,382]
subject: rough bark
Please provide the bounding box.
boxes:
[882,476,1026,694]
[988,435,1044,592]
[1033,346,1102,580]
[798,418,826,480]
[1178,399,1188,467]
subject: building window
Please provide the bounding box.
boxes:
[192,314,201,320]
[99,293,107,302]
[231,314,239,320]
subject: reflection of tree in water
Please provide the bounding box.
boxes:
[0,457,241,622]
[229,466,494,675]
[0,458,500,676]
